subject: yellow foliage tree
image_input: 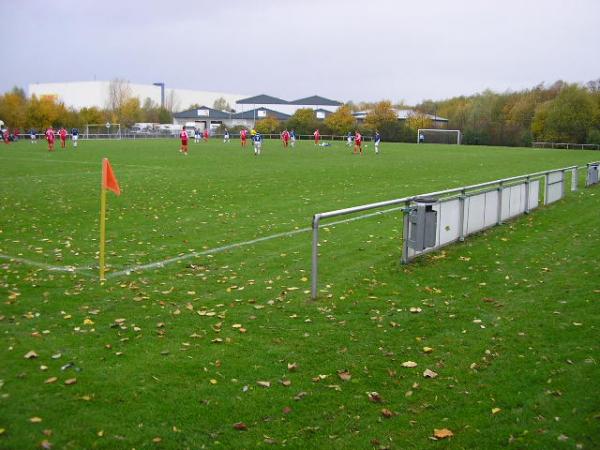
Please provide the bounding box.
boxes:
[364,101,398,132]
[405,112,433,132]
[255,116,280,134]
[324,105,355,135]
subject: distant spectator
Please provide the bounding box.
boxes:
[374,131,381,154]
[419,132,425,144]
[30,128,38,144]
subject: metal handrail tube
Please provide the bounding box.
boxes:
[310,163,589,299]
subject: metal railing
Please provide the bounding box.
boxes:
[533,142,600,150]
[310,163,594,299]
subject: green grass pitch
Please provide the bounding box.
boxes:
[0,138,599,449]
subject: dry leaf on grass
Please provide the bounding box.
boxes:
[402,361,418,368]
[433,428,454,439]
[24,351,39,359]
[423,369,438,378]
[381,408,394,418]
[64,378,77,385]
[257,381,271,388]
[337,370,352,381]
[367,392,382,403]
[233,422,247,431]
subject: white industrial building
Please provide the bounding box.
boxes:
[28,81,247,112]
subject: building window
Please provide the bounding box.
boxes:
[197,109,209,117]
[316,111,325,119]
[257,110,266,118]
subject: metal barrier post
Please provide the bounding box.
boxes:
[544,173,550,205]
[524,176,530,214]
[458,189,466,241]
[497,182,503,225]
[310,214,321,300]
[401,201,411,264]
[572,167,578,191]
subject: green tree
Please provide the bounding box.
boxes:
[324,105,355,135]
[255,116,280,134]
[285,108,318,135]
[532,84,594,143]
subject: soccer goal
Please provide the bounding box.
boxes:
[85,123,122,140]
[417,129,462,145]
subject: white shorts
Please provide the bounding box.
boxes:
[72,135,78,141]
[31,135,37,140]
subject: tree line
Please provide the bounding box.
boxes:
[1,79,598,145]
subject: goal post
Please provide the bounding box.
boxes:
[85,123,122,140]
[417,129,462,145]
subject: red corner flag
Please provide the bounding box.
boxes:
[102,158,121,195]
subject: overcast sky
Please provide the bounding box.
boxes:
[2,0,599,105]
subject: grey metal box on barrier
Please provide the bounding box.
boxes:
[408,197,437,251]
[587,164,599,186]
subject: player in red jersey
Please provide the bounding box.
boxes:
[203,129,209,142]
[354,130,362,155]
[59,127,68,148]
[180,126,189,155]
[313,128,320,146]
[45,127,55,151]
[2,128,9,144]
[240,128,247,147]
[281,129,290,148]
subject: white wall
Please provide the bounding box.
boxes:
[28,81,247,112]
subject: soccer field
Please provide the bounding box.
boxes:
[1,139,599,449]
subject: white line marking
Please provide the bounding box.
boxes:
[0,156,160,170]
[107,205,405,279]
[0,254,95,277]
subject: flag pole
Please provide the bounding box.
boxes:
[99,159,107,283]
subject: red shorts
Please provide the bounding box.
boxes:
[181,140,188,145]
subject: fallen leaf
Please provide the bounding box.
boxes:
[337,370,352,381]
[257,381,271,388]
[280,379,292,387]
[30,417,43,423]
[367,392,382,403]
[423,369,438,378]
[64,378,77,385]
[492,407,502,415]
[40,439,52,449]
[152,437,162,443]
[24,350,39,359]
[233,422,247,431]
[381,408,394,418]
[209,379,218,385]
[282,406,292,414]
[44,377,58,384]
[287,362,298,372]
[409,307,422,313]
[422,347,433,353]
[402,361,418,368]
[433,428,454,439]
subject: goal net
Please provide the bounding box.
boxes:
[417,129,461,145]
[85,123,122,140]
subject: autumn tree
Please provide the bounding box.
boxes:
[255,116,280,134]
[106,78,132,117]
[0,87,28,128]
[285,108,318,135]
[364,101,398,132]
[324,105,355,134]
[213,97,231,111]
[531,84,594,143]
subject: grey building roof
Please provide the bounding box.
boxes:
[173,106,232,120]
[314,108,333,117]
[290,95,342,106]
[236,94,289,105]
[232,108,291,120]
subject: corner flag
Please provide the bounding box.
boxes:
[102,158,121,195]
[99,158,121,282]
